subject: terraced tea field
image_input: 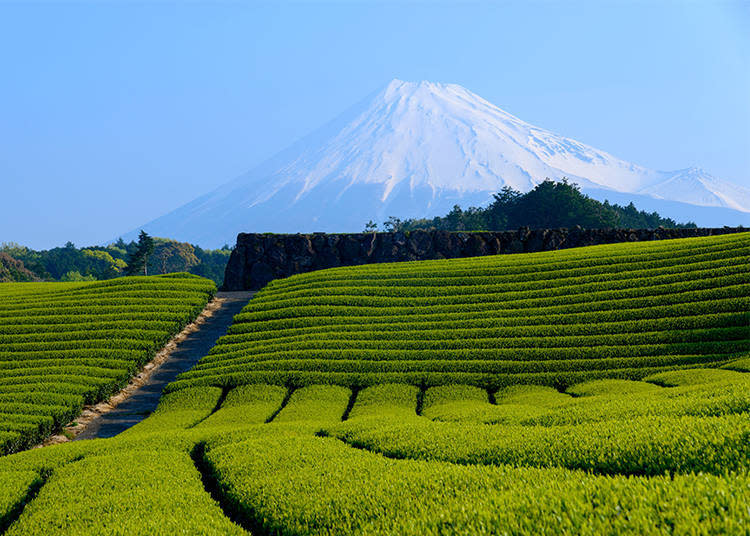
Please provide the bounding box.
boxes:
[174,232,749,391]
[0,274,215,455]
[0,233,748,534]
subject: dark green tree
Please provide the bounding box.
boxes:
[385,179,695,232]
[486,186,523,229]
[125,231,155,276]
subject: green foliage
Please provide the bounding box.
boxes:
[643,368,747,387]
[169,233,749,392]
[4,450,245,535]
[725,357,750,372]
[566,379,660,397]
[147,239,200,275]
[1,242,128,281]
[81,249,125,278]
[197,384,287,429]
[204,432,750,535]
[328,373,750,476]
[188,245,232,286]
[348,383,418,420]
[119,387,224,436]
[125,230,155,276]
[0,274,215,455]
[386,179,697,231]
[423,383,487,406]
[59,270,96,282]
[331,414,750,476]
[1,239,231,286]
[0,234,747,533]
[1,374,749,532]
[273,385,350,424]
[0,471,41,531]
[0,253,41,283]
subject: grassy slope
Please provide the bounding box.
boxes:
[170,233,749,391]
[0,274,216,455]
[0,234,748,534]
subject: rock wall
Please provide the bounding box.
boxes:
[223,227,745,290]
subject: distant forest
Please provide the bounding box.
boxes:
[0,237,232,285]
[378,180,697,232]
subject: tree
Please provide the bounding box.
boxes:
[60,270,96,282]
[383,217,403,232]
[190,245,232,285]
[364,220,378,233]
[149,240,199,274]
[82,249,126,279]
[445,205,465,230]
[485,186,522,230]
[125,231,155,276]
[0,252,42,282]
[383,179,695,232]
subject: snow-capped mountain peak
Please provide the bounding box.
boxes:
[126,79,750,247]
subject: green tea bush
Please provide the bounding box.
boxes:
[0,234,748,533]
[0,274,215,454]
[119,386,223,435]
[204,433,750,535]
[273,385,351,424]
[4,450,245,535]
[330,414,750,476]
[197,384,287,429]
[0,471,41,532]
[171,234,749,392]
[347,383,419,420]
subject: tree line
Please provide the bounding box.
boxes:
[0,232,232,285]
[373,180,697,232]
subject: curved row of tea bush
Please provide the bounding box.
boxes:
[3,375,750,534]
[0,274,215,455]
[205,433,750,535]
[1,235,748,533]
[326,371,750,476]
[169,233,750,392]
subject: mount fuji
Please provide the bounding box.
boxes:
[127,79,750,247]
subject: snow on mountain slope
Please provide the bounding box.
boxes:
[637,167,750,212]
[126,79,750,247]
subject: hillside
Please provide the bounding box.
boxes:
[172,232,749,391]
[0,234,747,534]
[0,274,215,455]
[128,80,750,247]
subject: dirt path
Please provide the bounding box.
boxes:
[70,291,255,441]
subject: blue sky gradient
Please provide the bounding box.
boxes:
[1,1,748,249]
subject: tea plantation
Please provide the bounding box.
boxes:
[0,233,748,534]
[0,274,216,455]
[174,231,749,390]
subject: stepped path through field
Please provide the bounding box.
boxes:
[75,291,255,440]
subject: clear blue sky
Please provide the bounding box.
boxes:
[1,1,748,249]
